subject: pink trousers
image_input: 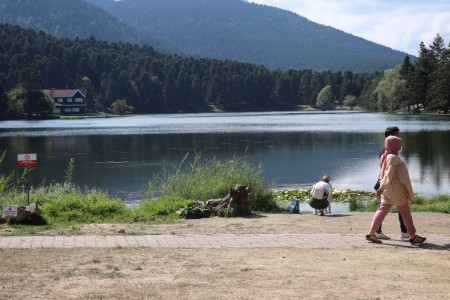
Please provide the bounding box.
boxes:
[370,202,416,237]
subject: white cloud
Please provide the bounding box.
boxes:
[250,0,450,55]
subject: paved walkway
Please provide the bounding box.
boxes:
[1,234,449,250]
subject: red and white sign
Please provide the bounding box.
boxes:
[2,206,18,217]
[17,153,38,167]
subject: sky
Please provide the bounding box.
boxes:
[250,0,450,56]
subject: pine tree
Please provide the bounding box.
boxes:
[409,42,435,110]
[427,35,450,112]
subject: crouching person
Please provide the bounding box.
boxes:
[309,175,332,216]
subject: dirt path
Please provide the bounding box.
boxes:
[0,212,449,299]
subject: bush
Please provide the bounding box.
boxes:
[39,185,131,224]
[145,153,278,214]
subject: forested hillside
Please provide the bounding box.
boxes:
[0,0,168,51]
[0,24,373,118]
[86,0,409,73]
[370,34,450,114]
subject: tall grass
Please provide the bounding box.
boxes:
[348,194,450,213]
[143,153,278,212]
[0,150,12,200]
[0,150,29,206]
[1,152,279,225]
[3,183,132,224]
[65,157,75,184]
[2,150,448,228]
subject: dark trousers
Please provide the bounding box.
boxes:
[309,197,330,210]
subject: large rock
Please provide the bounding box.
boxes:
[1,203,45,225]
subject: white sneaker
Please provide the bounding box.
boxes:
[375,232,391,240]
[400,232,409,240]
[313,210,318,215]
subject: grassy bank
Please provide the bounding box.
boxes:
[1,153,279,226]
[273,189,450,214]
[1,152,449,229]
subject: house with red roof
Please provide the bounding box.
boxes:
[45,89,87,115]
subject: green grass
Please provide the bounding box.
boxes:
[410,194,450,213]
[145,153,279,212]
[3,184,133,224]
[1,153,278,226]
[273,188,450,213]
[1,152,449,230]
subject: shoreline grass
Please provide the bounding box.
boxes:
[1,152,449,230]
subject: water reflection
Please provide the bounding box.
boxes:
[1,113,450,205]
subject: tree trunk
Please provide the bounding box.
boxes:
[206,184,251,217]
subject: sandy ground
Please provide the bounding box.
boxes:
[0,212,449,299]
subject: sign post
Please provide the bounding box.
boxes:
[17,153,38,205]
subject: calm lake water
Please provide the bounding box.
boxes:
[1,111,450,206]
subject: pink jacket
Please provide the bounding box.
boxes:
[378,154,414,206]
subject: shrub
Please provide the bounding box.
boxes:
[144,153,278,215]
[39,185,131,224]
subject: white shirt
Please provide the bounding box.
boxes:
[311,180,332,201]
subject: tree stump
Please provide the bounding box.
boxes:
[206,184,251,217]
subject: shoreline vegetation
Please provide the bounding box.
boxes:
[2,24,450,120]
[1,152,449,233]
[7,105,450,122]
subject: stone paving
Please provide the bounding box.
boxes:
[0,233,449,250]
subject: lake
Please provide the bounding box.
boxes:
[1,111,450,206]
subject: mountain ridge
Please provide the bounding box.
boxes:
[0,0,169,51]
[0,0,411,72]
[85,0,411,72]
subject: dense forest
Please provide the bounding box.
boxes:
[0,0,166,49]
[0,24,372,118]
[1,0,407,73]
[363,34,450,113]
[86,0,409,72]
[0,24,449,119]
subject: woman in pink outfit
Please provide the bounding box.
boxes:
[366,135,426,245]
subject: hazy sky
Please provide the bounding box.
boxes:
[251,0,450,56]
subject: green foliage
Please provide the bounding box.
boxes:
[178,201,210,219]
[65,157,75,184]
[133,198,193,222]
[359,34,450,113]
[410,195,450,213]
[0,150,13,199]
[0,0,151,46]
[110,99,134,115]
[148,153,278,213]
[348,198,379,212]
[343,95,357,107]
[38,184,132,224]
[2,153,448,228]
[217,207,237,218]
[0,151,29,206]
[6,86,28,114]
[0,23,375,116]
[316,85,333,109]
[6,86,53,117]
[373,66,410,112]
[273,189,377,206]
[87,0,406,72]
[273,189,450,213]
